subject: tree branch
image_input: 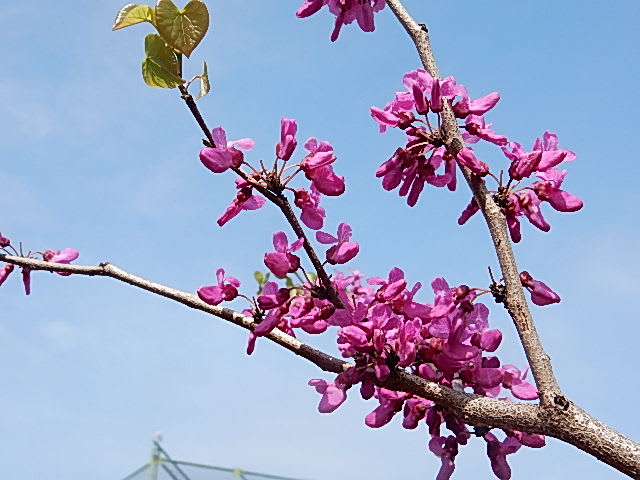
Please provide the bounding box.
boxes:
[383,0,640,476]
[2,252,639,476]
[385,0,560,407]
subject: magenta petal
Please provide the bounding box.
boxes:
[246,332,257,355]
[254,309,281,336]
[0,264,14,287]
[230,138,255,150]
[197,285,223,305]
[21,268,31,295]
[296,0,324,17]
[200,148,232,173]
[547,190,583,212]
[330,241,359,264]
[510,379,539,400]
[264,252,290,277]
[365,404,400,428]
[370,107,400,127]
[475,368,503,388]
[211,126,227,147]
[480,329,502,352]
[316,231,337,244]
[340,325,369,347]
[272,231,289,252]
[468,92,500,115]
[538,150,567,171]
[49,248,79,263]
[241,195,266,211]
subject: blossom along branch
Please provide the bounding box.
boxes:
[2,253,639,476]
[384,0,561,408]
[3,2,638,479]
[175,84,343,308]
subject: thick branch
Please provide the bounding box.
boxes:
[385,0,560,407]
[2,253,639,476]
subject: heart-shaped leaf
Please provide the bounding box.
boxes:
[155,0,209,57]
[194,61,210,100]
[141,33,185,88]
[113,4,155,30]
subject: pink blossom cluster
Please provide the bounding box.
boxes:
[197,257,547,479]
[371,69,496,205]
[199,118,345,230]
[305,269,544,480]
[371,69,583,242]
[0,232,79,295]
[296,0,385,41]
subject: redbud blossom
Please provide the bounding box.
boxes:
[264,232,304,277]
[316,223,359,264]
[217,178,266,227]
[197,268,240,306]
[199,126,254,174]
[301,138,345,196]
[296,0,385,42]
[0,233,10,247]
[294,186,326,230]
[0,263,14,287]
[276,117,297,161]
[519,271,561,306]
[21,268,31,295]
[484,432,522,480]
[43,248,80,276]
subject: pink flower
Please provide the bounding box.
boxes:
[197,268,240,306]
[0,263,14,287]
[316,223,359,265]
[308,378,347,413]
[256,281,290,310]
[264,232,304,277]
[452,92,501,118]
[199,126,254,174]
[456,147,489,176]
[297,0,385,42]
[463,115,508,146]
[533,130,576,171]
[276,117,297,161]
[533,169,583,212]
[0,233,10,248]
[501,364,538,400]
[43,248,79,276]
[301,138,345,196]
[484,432,522,480]
[429,436,459,480]
[217,178,266,227]
[22,267,31,295]
[294,186,326,230]
[519,271,560,306]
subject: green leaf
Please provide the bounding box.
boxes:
[285,276,295,289]
[155,0,209,57]
[307,272,318,284]
[253,271,264,285]
[112,4,155,30]
[141,33,185,88]
[194,61,210,100]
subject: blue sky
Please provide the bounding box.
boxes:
[1,1,638,479]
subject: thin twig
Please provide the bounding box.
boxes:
[176,88,342,307]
